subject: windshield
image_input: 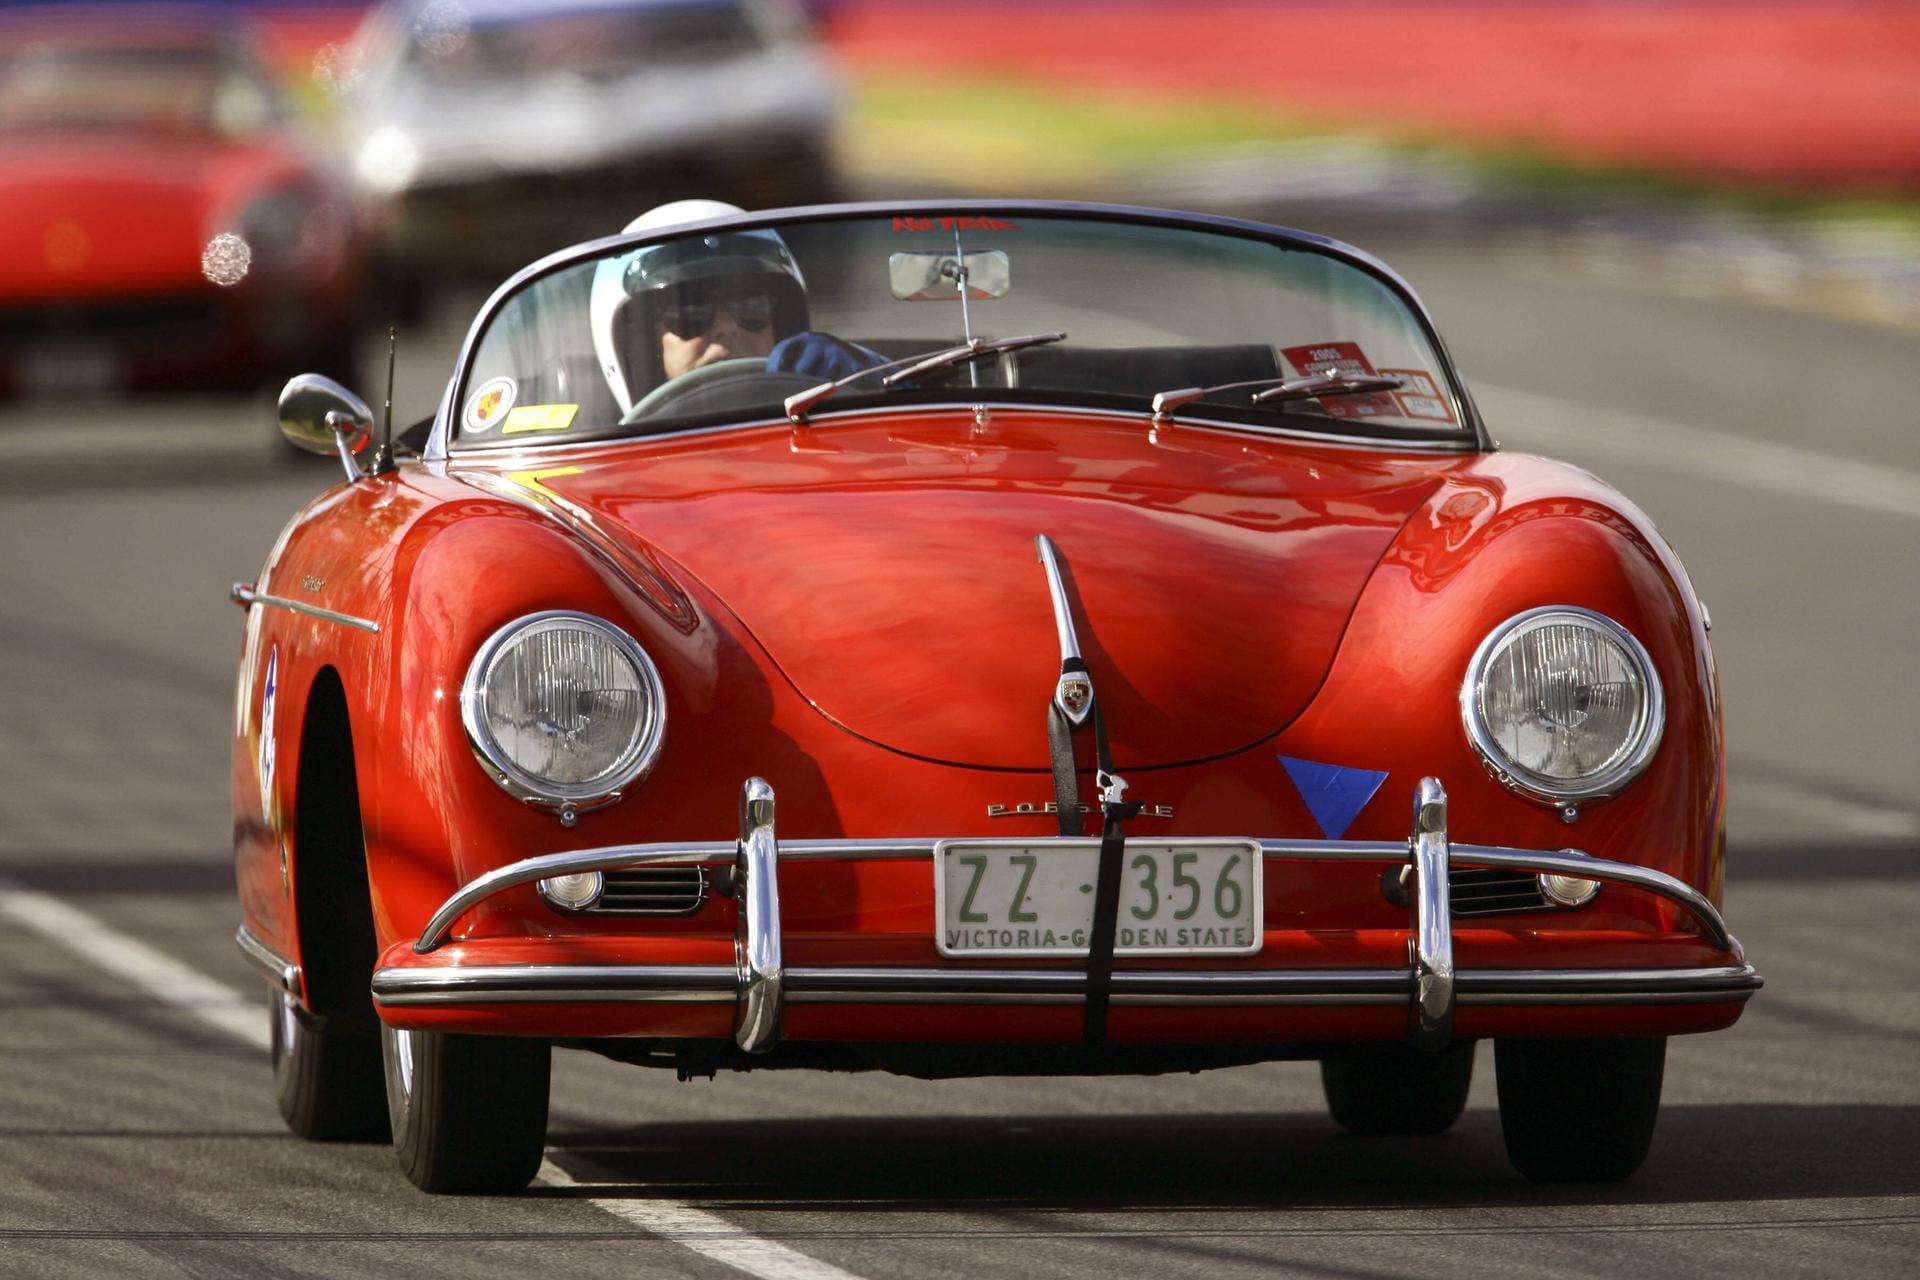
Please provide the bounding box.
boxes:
[451,210,1471,449]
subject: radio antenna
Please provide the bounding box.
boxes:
[378,324,397,472]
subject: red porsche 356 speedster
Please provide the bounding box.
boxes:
[232,200,1759,1193]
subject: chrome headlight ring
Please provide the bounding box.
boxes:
[1460,605,1665,808]
[461,611,667,825]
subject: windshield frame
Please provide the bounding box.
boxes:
[427,200,1490,461]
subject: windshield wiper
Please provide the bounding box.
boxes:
[1149,370,1406,422]
[785,332,1067,424]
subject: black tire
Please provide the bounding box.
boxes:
[1496,1036,1666,1182]
[277,673,389,1141]
[1321,1041,1476,1135]
[270,984,389,1141]
[383,1023,550,1194]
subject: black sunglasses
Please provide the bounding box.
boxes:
[655,283,776,338]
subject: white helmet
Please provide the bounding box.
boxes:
[589,201,808,415]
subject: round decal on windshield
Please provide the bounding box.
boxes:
[464,376,517,433]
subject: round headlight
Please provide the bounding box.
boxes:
[462,612,665,807]
[1461,607,1663,803]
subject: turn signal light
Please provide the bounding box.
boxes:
[1539,873,1599,907]
[538,871,605,912]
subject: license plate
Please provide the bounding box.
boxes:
[934,839,1262,958]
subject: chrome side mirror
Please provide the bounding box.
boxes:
[279,373,374,482]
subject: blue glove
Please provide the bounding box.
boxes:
[768,332,885,381]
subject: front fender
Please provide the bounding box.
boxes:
[1280,451,1721,921]
[344,468,841,955]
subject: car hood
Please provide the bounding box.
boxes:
[497,411,1461,770]
[0,134,288,297]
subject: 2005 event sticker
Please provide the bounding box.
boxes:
[1279,341,1400,419]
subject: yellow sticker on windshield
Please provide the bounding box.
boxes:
[501,404,578,434]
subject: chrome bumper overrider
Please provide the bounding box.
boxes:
[368,777,1761,1055]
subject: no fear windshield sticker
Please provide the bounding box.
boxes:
[892,216,1017,233]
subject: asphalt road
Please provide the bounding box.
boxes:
[0,216,1915,1277]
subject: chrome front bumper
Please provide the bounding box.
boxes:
[344,777,1761,1055]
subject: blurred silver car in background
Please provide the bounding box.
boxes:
[343,0,840,309]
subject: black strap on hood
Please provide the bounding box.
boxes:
[1046,665,1141,1045]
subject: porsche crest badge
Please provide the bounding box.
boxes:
[1055,672,1093,724]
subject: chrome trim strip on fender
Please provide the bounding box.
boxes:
[234,924,300,993]
[368,961,1761,1008]
[230,583,380,634]
[1408,778,1455,1049]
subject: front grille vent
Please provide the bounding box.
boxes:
[588,866,708,915]
[1449,868,1551,917]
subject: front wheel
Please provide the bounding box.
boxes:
[270,985,387,1141]
[1320,1041,1475,1135]
[382,1022,550,1194]
[1496,1036,1666,1182]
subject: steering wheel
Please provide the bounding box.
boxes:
[622,358,817,424]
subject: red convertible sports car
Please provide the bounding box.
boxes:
[0,7,367,395]
[232,200,1759,1193]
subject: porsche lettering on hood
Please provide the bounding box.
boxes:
[506,415,1457,771]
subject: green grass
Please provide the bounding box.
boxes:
[846,72,1329,190]
[845,69,1920,239]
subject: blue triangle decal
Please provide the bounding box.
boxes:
[1280,756,1390,840]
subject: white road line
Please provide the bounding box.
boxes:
[0,877,872,1280]
[1475,382,1920,520]
[0,879,268,1051]
[537,1159,865,1280]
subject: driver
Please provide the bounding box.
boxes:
[591,200,880,417]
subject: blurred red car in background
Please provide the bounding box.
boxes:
[0,5,369,396]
